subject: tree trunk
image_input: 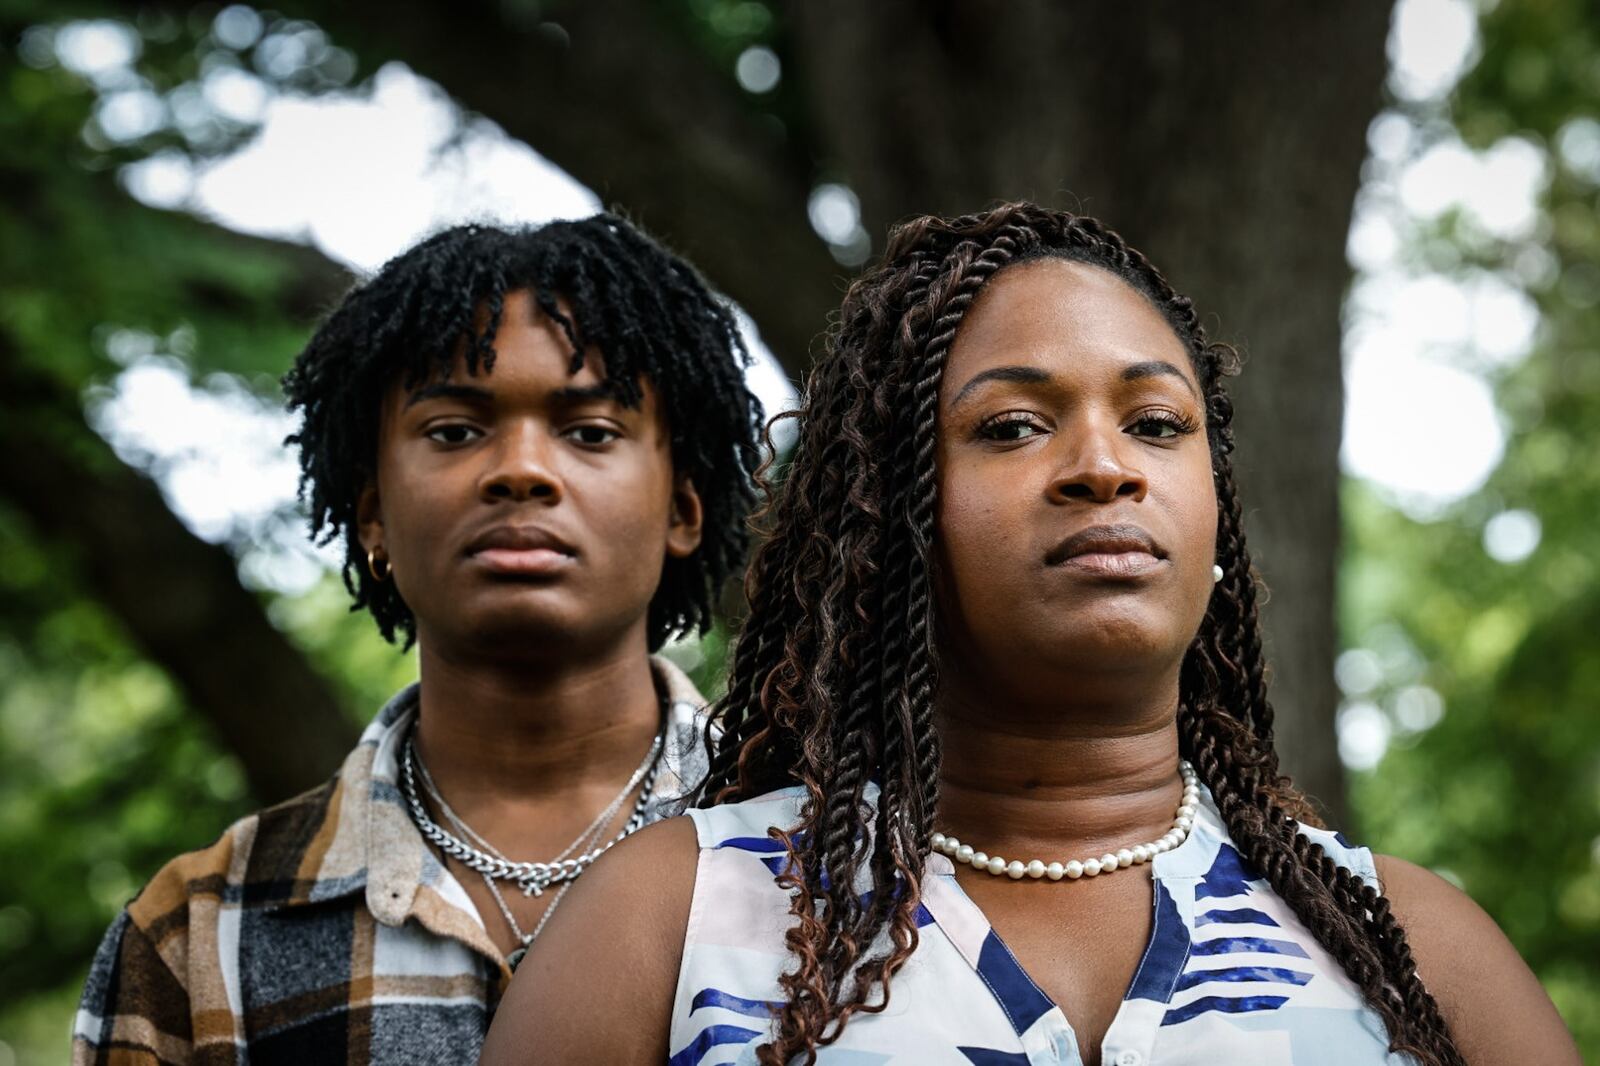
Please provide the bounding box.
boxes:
[0,337,358,802]
[253,0,846,374]
[784,2,1391,819]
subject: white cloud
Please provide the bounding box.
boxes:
[1388,0,1479,102]
[1342,327,1505,511]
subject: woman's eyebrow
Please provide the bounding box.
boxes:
[1122,359,1199,398]
[949,365,1053,409]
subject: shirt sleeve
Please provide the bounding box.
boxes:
[73,909,196,1066]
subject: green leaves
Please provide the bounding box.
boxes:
[1348,0,1600,1054]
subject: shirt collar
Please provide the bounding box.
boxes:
[271,656,708,929]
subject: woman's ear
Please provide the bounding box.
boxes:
[665,474,704,559]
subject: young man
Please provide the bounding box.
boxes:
[73,216,763,1064]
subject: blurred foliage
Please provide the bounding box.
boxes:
[0,9,401,1062]
[1344,0,1600,1056]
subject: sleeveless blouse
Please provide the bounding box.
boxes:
[671,786,1412,1066]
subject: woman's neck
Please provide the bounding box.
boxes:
[933,669,1189,858]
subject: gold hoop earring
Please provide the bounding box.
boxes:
[367,549,391,582]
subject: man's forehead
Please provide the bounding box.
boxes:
[398,334,607,393]
[389,353,651,412]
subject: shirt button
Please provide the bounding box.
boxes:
[1114,1052,1142,1066]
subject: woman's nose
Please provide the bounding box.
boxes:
[1048,428,1148,504]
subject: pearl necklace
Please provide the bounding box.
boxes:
[932,761,1200,881]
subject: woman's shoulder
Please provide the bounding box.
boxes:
[1372,854,1582,1064]
[1292,817,1380,887]
[683,783,809,849]
[480,814,701,1065]
[481,789,813,1065]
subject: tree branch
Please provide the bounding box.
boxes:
[265,0,842,377]
[0,335,358,802]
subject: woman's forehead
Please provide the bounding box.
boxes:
[945,257,1193,382]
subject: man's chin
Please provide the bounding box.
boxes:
[442,602,639,660]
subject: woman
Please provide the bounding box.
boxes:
[481,204,1578,1065]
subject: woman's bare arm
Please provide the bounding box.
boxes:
[481,815,701,1066]
[1375,855,1580,1065]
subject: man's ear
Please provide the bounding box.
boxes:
[665,474,704,559]
[356,480,385,557]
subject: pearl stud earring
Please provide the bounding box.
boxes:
[1212,564,1224,584]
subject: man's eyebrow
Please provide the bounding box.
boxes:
[403,382,623,408]
[1122,359,1199,398]
[950,365,1053,408]
[550,383,621,404]
[404,382,493,408]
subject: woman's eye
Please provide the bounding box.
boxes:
[567,425,621,446]
[425,424,481,445]
[1132,417,1177,438]
[1129,413,1193,439]
[978,416,1046,442]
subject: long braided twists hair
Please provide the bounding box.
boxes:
[702,202,1464,1065]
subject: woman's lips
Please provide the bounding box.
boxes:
[470,547,576,576]
[1046,524,1168,579]
[1056,550,1166,578]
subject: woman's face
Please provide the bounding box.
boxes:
[934,257,1218,701]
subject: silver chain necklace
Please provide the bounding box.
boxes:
[411,748,628,966]
[398,718,665,965]
[415,768,595,968]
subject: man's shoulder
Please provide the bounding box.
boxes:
[124,773,343,934]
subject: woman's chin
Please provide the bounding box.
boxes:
[1011,612,1190,673]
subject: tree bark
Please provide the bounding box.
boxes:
[259,0,846,374]
[0,336,358,802]
[783,2,1392,818]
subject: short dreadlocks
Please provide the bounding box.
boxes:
[283,214,765,649]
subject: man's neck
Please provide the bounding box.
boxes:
[410,626,666,814]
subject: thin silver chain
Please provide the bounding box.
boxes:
[399,716,664,903]
[419,772,590,967]
[412,735,644,868]
[412,746,633,964]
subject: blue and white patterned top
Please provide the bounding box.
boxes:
[671,785,1412,1066]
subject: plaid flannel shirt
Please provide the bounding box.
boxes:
[72,656,707,1066]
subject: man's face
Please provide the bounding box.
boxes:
[358,290,702,660]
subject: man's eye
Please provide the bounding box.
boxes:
[425,424,481,445]
[567,425,621,446]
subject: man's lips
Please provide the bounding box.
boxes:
[464,525,577,576]
[1045,523,1168,578]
